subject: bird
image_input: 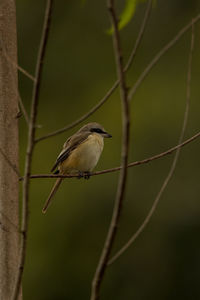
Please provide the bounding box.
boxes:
[42,122,112,213]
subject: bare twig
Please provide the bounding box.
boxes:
[35,81,118,142]
[0,211,20,233]
[90,1,130,299]
[1,38,30,125]
[35,0,152,143]
[22,131,200,180]
[0,147,20,176]
[0,38,36,82]
[108,21,195,266]
[35,11,200,143]
[124,0,152,72]
[18,94,30,125]
[128,14,199,101]
[12,1,53,299]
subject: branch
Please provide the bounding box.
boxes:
[0,38,36,82]
[90,1,130,299]
[108,21,195,266]
[0,147,20,176]
[35,11,200,143]
[18,94,30,125]
[20,130,200,180]
[12,1,53,299]
[35,0,152,143]
[0,39,30,125]
[124,0,152,72]
[128,14,199,101]
[0,210,20,233]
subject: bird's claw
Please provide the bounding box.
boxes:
[77,171,84,179]
[77,171,91,179]
[84,171,91,180]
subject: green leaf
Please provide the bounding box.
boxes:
[107,0,138,34]
[107,0,155,34]
[118,0,138,31]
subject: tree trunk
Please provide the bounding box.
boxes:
[0,0,20,299]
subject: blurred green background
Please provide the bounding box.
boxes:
[16,0,200,299]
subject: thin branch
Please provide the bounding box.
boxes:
[35,81,118,142]
[0,147,20,176]
[0,38,36,82]
[124,0,152,72]
[0,211,20,233]
[12,1,53,300]
[18,94,30,125]
[35,0,152,143]
[91,1,130,299]
[128,14,199,101]
[108,21,195,266]
[1,39,30,125]
[35,11,200,143]
[22,131,200,180]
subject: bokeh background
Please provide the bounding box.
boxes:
[16,0,200,299]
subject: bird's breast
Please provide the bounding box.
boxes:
[60,133,104,173]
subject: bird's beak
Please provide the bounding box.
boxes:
[103,131,112,138]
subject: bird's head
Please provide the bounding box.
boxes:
[79,122,112,138]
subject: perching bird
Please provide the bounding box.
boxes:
[42,122,112,213]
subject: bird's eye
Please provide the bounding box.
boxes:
[91,128,104,134]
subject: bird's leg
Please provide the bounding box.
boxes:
[77,171,84,179]
[83,171,91,180]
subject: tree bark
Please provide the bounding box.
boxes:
[0,0,20,299]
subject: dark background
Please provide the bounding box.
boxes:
[16,0,200,299]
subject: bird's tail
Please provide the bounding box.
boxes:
[42,178,62,214]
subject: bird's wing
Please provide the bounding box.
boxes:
[51,132,91,172]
